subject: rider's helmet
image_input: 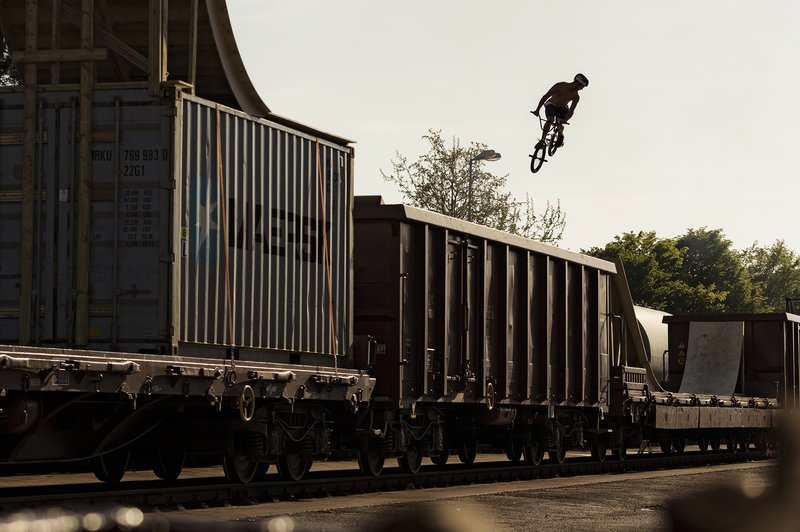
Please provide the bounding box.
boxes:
[574,73,589,87]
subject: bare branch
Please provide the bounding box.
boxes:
[381,130,567,244]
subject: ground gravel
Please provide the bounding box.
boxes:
[210,464,775,532]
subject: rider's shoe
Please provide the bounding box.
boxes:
[535,140,545,149]
[555,135,564,148]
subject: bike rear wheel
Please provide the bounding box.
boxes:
[530,144,546,173]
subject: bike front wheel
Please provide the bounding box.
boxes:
[530,144,546,173]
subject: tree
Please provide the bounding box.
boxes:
[1,29,20,87]
[583,231,685,310]
[517,194,566,244]
[381,129,566,244]
[742,240,800,312]
[585,228,768,315]
[674,228,766,313]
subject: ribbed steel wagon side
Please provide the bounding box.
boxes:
[351,197,620,473]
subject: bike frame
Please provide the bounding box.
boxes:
[538,114,568,146]
[529,111,569,173]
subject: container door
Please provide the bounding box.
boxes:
[54,97,172,349]
[0,90,172,350]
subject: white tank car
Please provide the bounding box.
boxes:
[633,305,671,383]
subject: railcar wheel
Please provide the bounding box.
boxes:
[548,443,567,464]
[523,437,543,466]
[739,439,750,453]
[548,424,567,464]
[92,448,130,484]
[457,437,478,465]
[612,433,627,461]
[612,445,627,461]
[277,452,313,481]
[223,449,259,484]
[357,438,385,477]
[152,446,186,481]
[674,438,686,454]
[698,438,709,452]
[660,440,673,454]
[726,436,739,453]
[397,445,423,474]
[505,440,523,462]
[590,436,608,462]
[710,438,721,452]
[430,445,449,467]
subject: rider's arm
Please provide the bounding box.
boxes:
[534,84,558,114]
[534,94,550,115]
[566,94,580,120]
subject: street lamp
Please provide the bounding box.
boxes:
[468,149,502,222]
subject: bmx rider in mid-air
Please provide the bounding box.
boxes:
[533,73,589,149]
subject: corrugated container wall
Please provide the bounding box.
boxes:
[0,88,353,366]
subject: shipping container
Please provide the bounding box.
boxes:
[352,197,617,409]
[0,87,353,366]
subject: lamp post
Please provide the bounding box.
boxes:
[467,149,501,222]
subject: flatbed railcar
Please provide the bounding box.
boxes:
[0,0,379,484]
[0,86,373,483]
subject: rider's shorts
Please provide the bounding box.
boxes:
[544,103,568,120]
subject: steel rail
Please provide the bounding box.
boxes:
[0,450,771,513]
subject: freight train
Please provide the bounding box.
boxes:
[0,0,795,484]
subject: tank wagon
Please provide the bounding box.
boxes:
[633,305,670,382]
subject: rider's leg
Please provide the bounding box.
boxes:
[555,122,565,147]
[539,105,556,147]
[539,119,553,146]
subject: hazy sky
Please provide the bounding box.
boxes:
[227,1,800,254]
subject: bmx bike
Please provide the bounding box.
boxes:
[529,111,568,173]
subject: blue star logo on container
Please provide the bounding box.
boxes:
[189,176,219,262]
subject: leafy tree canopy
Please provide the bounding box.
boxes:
[584,231,685,310]
[742,240,800,312]
[382,129,566,244]
[585,228,796,315]
[673,228,765,313]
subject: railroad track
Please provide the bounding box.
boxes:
[0,450,770,513]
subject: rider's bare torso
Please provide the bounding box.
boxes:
[543,81,581,108]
